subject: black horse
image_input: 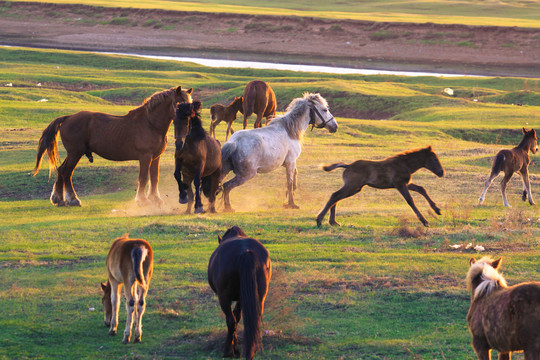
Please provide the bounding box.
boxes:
[208,226,272,360]
[173,101,222,213]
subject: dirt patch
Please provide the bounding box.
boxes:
[0,2,539,77]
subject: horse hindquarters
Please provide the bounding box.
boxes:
[239,251,262,360]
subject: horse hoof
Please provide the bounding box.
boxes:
[223,207,235,213]
[422,221,429,227]
[68,198,82,207]
[316,219,322,228]
[284,203,299,209]
[108,329,117,336]
[56,200,67,207]
[179,196,188,204]
[329,221,341,227]
[434,208,441,215]
[134,337,141,343]
[122,336,129,344]
[194,207,205,214]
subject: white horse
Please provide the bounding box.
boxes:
[220,93,338,211]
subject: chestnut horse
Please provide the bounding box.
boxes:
[209,96,243,141]
[174,101,222,214]
[467,256,540,359]
[242,80,276,129]
[101,235,153,344]
[32,86,193,207]
[478,128,537,207]
[208,226,272,360]
[316,146,444,227]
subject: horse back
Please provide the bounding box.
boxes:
[345,159,412,189]
[106,237,153,285]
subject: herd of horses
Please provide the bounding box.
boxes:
[31,82,538,359]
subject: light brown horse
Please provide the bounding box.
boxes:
[32,86,193,207]
[242,80,276,129]
[478,128,537,207]
[209,96,243,141]
[316,146,444,227]
[101,235,153,344]
[467,256,540,359]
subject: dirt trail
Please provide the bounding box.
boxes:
[0,2,539,77]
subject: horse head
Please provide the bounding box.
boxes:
[174,101,202,149]
[423,146,444,177]
[523,128,538,154]
[218,226,247,243]
[306,93,338,133]
[100,281,112,327]
[231,96,244,114]
[467,256,507,300]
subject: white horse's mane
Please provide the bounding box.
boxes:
[467,256,508,300]
[267,93,326,140]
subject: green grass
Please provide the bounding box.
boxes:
[0,46,539,359]
[7,0,540,27]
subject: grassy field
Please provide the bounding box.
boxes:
[6,0,540,27]
[0,46,539,359]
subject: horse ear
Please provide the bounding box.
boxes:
[187,88,193,94]
[523,127,527,134]
[426,145,433,151]
[175,86,182,94]
[492,257,502,270]
[469,258,476,267]
[217,235,222,244]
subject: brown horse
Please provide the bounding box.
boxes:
[316,146,444,227]
[100,235,153,344]
[32,86,193,207]
[242,80,276,129]
[208,226,271,360]
[174,101,222,214]
[209,96,244,141]
[478,128,537,207]
[467,256,540,359]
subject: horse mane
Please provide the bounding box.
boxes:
[268,93,326,140]
[189,112,207,142]
[467,256,508,300]
[517,128,537,149]
[142,88,176,111]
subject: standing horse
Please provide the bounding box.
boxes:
[242,80,277,129]
[478,128,537,207]
[316,146,444,227]
[209,96,244,141]
[32,86,193,207]
[174,101,222,214]
[221,93,338,211]
[208,226,272,360]
[100,234,153,344]
[467,256,540,359]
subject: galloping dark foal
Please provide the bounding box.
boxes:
[478,128,537,207]
[467,257,540,359]
[317,146,444,227]
[208,226,272,360]
[242,80,277,129]
[101,235,153,344]
[174,101,222,214]
[32,86,193,207]
[209,96,243,141]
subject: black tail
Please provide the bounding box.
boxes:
[490,153,505,176]
[322,162,349,172]
[32,115,68,177]
[131,246,147,288]
[239,250,261,360]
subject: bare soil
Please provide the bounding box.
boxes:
[0,2,539,76]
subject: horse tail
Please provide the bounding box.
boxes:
[243,86,256,119]
[131,246,149,289]
[322,162,349,172]
[221,141,237,166]
[490,152,505,176]
[32,115,68,177]
[239,250,262,359]
[202,176,211,198]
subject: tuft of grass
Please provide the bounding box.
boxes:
[370,30,400,41]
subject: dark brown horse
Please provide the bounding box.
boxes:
[101,234,153,344]
[208,226,272,360]
[174,101,222,214]
[478,128,537,207]
[209,96,244,141]
[32,86,193,207]
[316,146,444,227]
[467,256,540,359]
[242,80,276,129]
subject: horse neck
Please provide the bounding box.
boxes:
[187,115,206,141]
[275,102,311,140]
[146,99,174,132]
[516,135,533,153]
[400,151,426,174]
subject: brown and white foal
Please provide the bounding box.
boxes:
[101,235,153,344]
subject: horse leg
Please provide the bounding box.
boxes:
[50,166,65,206]
[407,183,441,215]
[254,113,263,128]
[122,282,137,344]
[472,337,491,360]
[396,184,429,227]
[219,295,239,358]
[108,281,122,336]
[479,172,498,205]
[148,156,164,207]
[243,114,249,130]
[174,157,187,204]
[232,302,242,357]
[133,283,148,343]
[181,173,195,214]
[225,121,234,141]
[519,169,535,205]
[500,172,513,207]
[222,172,255,212]
[284,163,299,209]
[498,352,511,360]
[207,170,221,213]
[194,171,205,214]
[316,184,362,227]
[135,156,152,206]
[62,153,83,207]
